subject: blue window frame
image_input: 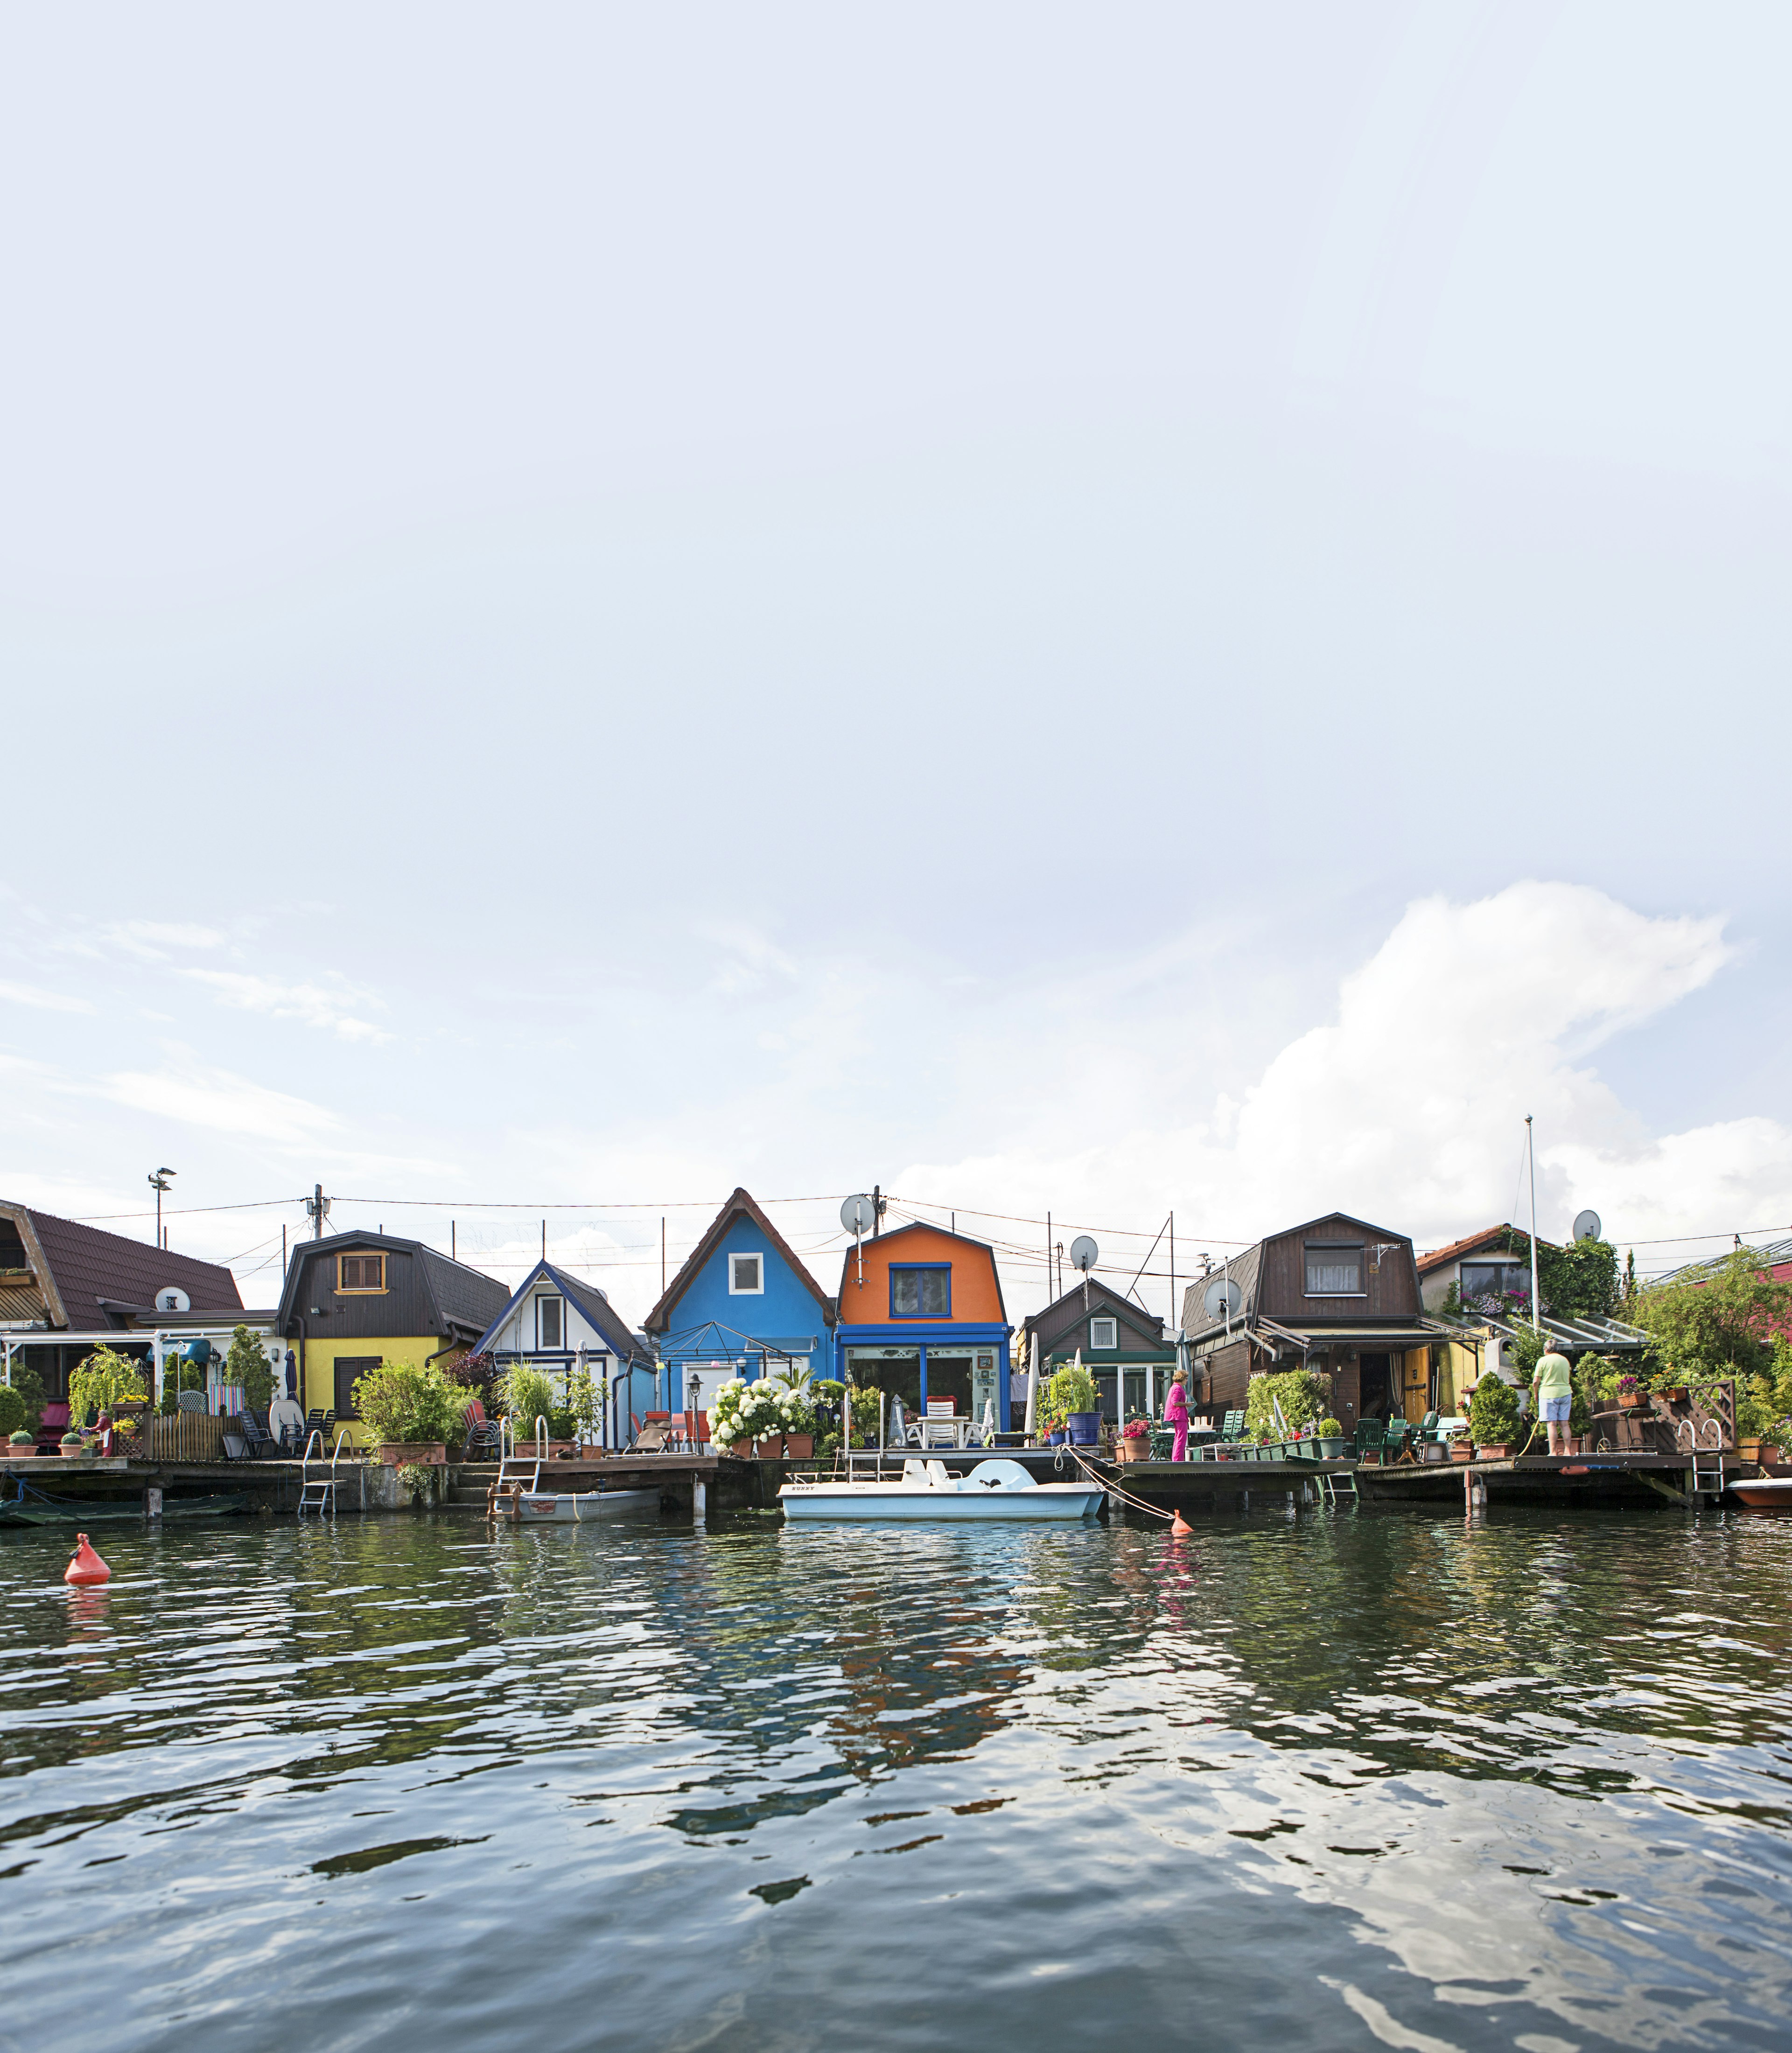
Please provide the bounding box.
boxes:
[890,1264,951,1319]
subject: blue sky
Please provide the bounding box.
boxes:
[3,2,1788,1322]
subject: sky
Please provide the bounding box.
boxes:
[3,2,1789,1328]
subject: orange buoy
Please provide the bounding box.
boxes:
[1169,1509,1193,1539]
[65,1533,110,1585]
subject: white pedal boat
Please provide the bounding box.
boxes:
[514,1488,659,1523]
[779,1458,1105,1523]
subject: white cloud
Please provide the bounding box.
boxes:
[105,921,226,959]
[101,1057,342,1146]
[896,882,1788,1297]
[180,968,392,1043]
[0,979,95,1014]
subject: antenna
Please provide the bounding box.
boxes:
[1572,1209,1602,1243]
[841,1194,876,1287]
[1070,1235,1098,1308]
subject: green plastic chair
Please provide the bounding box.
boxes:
[1383,1417,1412,1461]
[1354,1418,1386,1463]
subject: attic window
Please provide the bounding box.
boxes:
[729,1253,763,1295]
[538,1296,563,1349]
[1304,1243,1363,1295]
[337,1252,386,1292]
[891,1266,950,1318]
[1090,1316,1118,1350]
[0,1218,26,1271]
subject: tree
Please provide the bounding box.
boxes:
[222,1325,274,1409]
[69,1343,147,1425]
[1629,1249,1792,1385]
[6,1361,45,1433]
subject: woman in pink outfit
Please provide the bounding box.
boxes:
[1164,1367,1190,1462]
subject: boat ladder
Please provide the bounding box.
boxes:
[297,1429,350,1515]
[489,1417,547,1517]
[1678,1418,1726,1501]
[1315,1465,1358,1507]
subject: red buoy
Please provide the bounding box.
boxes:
[1169,1509,1193,1539]
[65,1533,110,1585]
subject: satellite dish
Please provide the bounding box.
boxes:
[840,1194,876,1237]
[1069,1236,1098,1274]
[156,1286,190,1313]
[1203,1278,1243,1320]
[1572,1210,1602,1243]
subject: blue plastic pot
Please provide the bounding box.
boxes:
[1067,1411,1100,1447]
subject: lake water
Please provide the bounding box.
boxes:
[1,1502,1789,2051]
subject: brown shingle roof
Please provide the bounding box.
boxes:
[2,1201,242,1329]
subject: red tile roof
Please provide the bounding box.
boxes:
[1416,1223,1557,1275]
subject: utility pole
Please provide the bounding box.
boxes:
[661,1217,666,1292]
[147,1167,175,1248]
[308,1183,330,1240]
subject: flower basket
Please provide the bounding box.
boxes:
[1617,1393,1643,1410]
[378,1441,447,1466]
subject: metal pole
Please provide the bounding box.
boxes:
[1526,1115,1541,1333]
[661,1218,666,1292]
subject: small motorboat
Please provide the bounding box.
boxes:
[779,1458,1105,1523]
[1728,1474,1792,1510]
[507,1488,660,1523]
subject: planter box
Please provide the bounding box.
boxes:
[1617,1394,1644,1410]
[378,1442,446,1466]
[781,1433,814,1459]
[1478,1443,1513,1461]
[1449,1443,1474,1463]
[726,1437,755,1459]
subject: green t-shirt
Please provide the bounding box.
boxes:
[1533,1350,1572,1401]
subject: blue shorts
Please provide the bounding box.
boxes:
[1542,1396,1571,1424]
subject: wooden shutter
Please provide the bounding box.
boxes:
[334,1356,380,1419]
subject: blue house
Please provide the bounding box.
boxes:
[642,1187,836,1422]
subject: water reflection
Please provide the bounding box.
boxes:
[0,1508,1787,2052]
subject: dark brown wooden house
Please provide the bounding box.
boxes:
[1179,1212,1445,1432]
[1014,1278,1179,1428]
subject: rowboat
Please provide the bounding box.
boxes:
[1728,1474,1792,1510]
[509,1488,660,1523]
[779,1457,1105,1523]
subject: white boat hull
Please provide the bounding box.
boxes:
[514,1489,660,1522]
[779,1458,1104,1523]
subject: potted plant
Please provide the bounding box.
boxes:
[1448,1432,1474,1463]
[60,1431,88,1458]
[1047,1364,1100,1447]
[1116,1415,1151,1464]
[1616,1374,1644,1410]
[1468,1374,1522,1461]
[1315,1417,1346,1459]
[8,1428,35,1458]
[706,1379,755,1456]
[351,1360,462,1466]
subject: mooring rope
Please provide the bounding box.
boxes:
[1057,1443,1181,1524]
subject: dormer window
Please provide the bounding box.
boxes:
[0,1218,27,1272]
[891,1265,950,1318]
[729,1253,763,1295]
[337,1252,386,1292]
[1090,1316,1118,1350]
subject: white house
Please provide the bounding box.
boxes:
[469,1259,656,1445]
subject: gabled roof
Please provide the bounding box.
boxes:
[835,1218,1009,1323]
[0,1200,242,1330]
[470,1258,651,1362]
[1180,1242,1263,1341]
[1018,1276,1167,1352]
[643,1187,834,1335]
[275,1230,507,1340]
[1417,1224,1556,1276]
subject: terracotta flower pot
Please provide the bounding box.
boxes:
[781,1433,814,1459]
[727,1437,754,1459]
[754,1436,787,1459]
[378,1442,447,1466]
[1115,1437,1150,1463]
[1760,1444,1781,1469]
[1617,1393,1643,1409]
[1478,1443,1512,1461]
[1448,1443,1474,1463]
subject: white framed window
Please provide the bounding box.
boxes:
[729,1252,764,1295]
[1090,1316,1118,1350]
[538,1296,564,1349]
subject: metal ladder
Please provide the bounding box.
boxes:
[1315,1465,1359,1507]
[489,1417,546,1517]
[1679,1418,1726,1502]
[297,1429,349,1515]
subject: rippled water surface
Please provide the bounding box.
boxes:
[2,1503,1790,2052]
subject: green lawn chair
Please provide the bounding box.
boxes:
[1354,1418,1386,1464]
[1383,1417,1412,1463]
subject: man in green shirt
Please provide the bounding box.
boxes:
[1532,1341,1574,1456]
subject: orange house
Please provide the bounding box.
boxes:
[833,1222,1013,1428]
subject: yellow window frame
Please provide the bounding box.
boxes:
[336,1252,387,1294]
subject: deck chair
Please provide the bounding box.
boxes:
[1383,1417,1413,1463]
[1355,1418,1386,1464]
[462,1400,503,1459]
[920,1400,960,1449]
[237,1407,278,1459]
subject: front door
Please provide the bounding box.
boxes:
[1358,1353,1393,1422]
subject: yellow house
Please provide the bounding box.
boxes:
[274,1231,509,1447]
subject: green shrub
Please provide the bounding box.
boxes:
[1316,1416,1342,1437]
[497,1366,556,1434]
[1046,1362,1098,1417]
[1469,1375,1522,1446]
[6,1363,44,1433]
[70,1344,147,1425]
[1245,1368,1328,1444]
[221,1325,275,1409]
[8,1429,31,1448]
[846,1384,882,1443]
[351,1360,463,1445]
[0,1386,24,1437]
